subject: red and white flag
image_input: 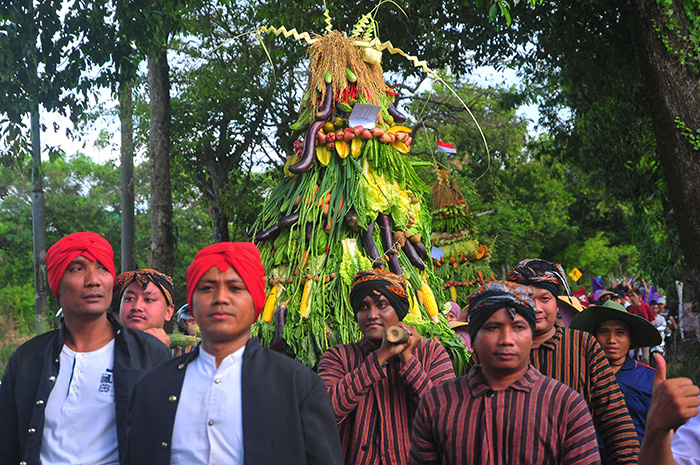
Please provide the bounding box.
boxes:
[436,139,456,154]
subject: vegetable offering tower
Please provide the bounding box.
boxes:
[251,16,469,374]
[430,168,493,307]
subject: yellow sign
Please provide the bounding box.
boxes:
[569,268,582,282]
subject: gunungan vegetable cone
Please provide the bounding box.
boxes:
[430,168,494,306]
[249,22,469,375]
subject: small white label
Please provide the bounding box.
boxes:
[349,103,381,129]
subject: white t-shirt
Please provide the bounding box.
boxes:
[672,402,700,464]
[170,345,245,465]
[40,339,118,465]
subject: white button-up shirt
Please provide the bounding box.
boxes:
[170,345,245,465]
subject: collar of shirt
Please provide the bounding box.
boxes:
[197,344,246,373]
[537,324,564,351]
[618,356,636,372]
[467,365,539,397]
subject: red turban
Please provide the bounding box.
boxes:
[186,242,266,319]
[46,232,116,298]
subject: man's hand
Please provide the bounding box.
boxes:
[375,323,419,366]
[639,353,700,465]
[646,353,700,434]
[143,327,171,347]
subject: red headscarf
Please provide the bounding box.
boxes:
[45,232,116,298]
[186,242,266,318]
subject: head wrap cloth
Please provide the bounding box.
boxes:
[186,242,266,319]
[467,281,537,341]
[508,259,567,298]
[114,269,174,306]
[46,232,116,298]
[349,269,410,321]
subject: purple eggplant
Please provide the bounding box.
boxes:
[277,212,300,228]
[387,253,402,275]
[289,120,325,174]
[402,239,425,271]
[376,214,394,253]
[413,239,429,260]
[305,222,314,240]
[254,224,281,243]
[387,103,407,123]
[362,221,384,269]
[315,83,333,120]
[271,304,287,352]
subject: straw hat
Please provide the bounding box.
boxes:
[569,300,662,349]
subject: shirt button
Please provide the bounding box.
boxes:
[208,420,215,426]
[28,428,36,435]
[161,442,169,449]
[20,461,27,465]
[214,379,221,384]
[71,386,77,392]
[361,445,369,451]
[178,363,185,370]
[49,376,56,382]
[168,396,177,403]
[486,390,495,398]
[75,369,81,374]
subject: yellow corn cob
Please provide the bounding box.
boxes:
[422,282,439,323]
[262,284,279,323]
[450,286,457,302]
[299,279,313,318]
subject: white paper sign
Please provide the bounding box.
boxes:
[349,103,381,129]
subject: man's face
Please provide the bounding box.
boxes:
[59,255,113,319]
[595,319,631,366]
[119,281,174,331]
[184,317,198,336]
[356,294,400,346]
[651,303,660,315]
[192,266,255,349]
[629,292,642,306]
[473,308,532,375]
[532,287,558,335]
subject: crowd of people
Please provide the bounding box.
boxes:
[0,231,699,464]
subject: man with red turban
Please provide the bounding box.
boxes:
[0,232,170,465]
[122,242,343,465]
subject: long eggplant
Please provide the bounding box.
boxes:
[362,221,384,269]
[376,214,394,253]
[315,83,333,120]
[387,103,407,123]
[289,120,325,174]
[253,224,281,243]
[402,239,425,271]
[413,239,429,260]
[270,303,287,352]
[276,212,300,228]
[377,214,402,275]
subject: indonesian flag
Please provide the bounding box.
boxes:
[437,139,456,153]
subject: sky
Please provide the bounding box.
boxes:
[38,65,539,166]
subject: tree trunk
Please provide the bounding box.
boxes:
[212,201,230,243]
[31,109,49,335]
[147,51,174,277]
[629,1,700,294]
[119,81,136,272]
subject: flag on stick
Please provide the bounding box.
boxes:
[437,139,456,153]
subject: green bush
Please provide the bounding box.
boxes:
[0,283,36,335]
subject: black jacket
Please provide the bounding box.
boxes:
[0,315,171,465]
[122,337,344,465]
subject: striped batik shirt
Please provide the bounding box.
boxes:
[317,337,455,465]
[468,324,640,464]
[408,365,601,465]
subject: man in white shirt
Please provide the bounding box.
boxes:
[0,232,170,465]
[639,353,700,465]
[123,242,343,465]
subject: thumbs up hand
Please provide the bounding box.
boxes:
[646,353,700,433]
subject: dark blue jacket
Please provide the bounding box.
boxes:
[0,315,170,465]
[122,337,344,465]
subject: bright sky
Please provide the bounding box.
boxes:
[39,65,539,166]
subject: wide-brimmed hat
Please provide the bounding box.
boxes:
[569,300,662,349]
